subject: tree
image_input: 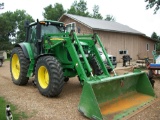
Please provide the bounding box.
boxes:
[145,0,160,14]
[92,5,103,19]
[67,6,77,15]
[151,32,160,50]
[105,15,116,21]
[151,32,159,40]
[0,10,34,50]
[13,10,34,42]
[67,0,90,17]
[0,12,15,50]
[0,11,16,41]
[43,3,66,20]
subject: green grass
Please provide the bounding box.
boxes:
[0,96,29,120]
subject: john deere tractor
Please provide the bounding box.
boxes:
[10,20,156,120]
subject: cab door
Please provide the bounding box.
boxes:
[27,25,39,58]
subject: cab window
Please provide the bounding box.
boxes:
[41,25,64,37]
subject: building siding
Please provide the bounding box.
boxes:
[94,30,155,62]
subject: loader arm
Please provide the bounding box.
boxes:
[65,31,112,82]
[65,34,89,81]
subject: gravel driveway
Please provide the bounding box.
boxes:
[0,61,160,120]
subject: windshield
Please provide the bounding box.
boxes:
[41,25,64,36]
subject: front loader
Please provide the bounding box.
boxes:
[10,20,156,120]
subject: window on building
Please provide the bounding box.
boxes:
[119,50,123,54]
[119,50,128,54]
[146,43,149,51]
[77,27,81,33]
[123,50,128,54]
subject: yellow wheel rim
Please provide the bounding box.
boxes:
[38,66,49,89]
[12,54,20,80]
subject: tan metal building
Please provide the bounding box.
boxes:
[59,14,157,62]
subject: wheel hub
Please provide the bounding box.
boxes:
[12,54,20,80]
[38,66,49,89]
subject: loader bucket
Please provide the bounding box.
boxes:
[78,71,156,120]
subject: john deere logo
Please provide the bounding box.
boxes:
[50,38,64,40]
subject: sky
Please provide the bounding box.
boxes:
[0,0,160,37]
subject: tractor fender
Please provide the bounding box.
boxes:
[37,54,54,60]
[15,43,29,59]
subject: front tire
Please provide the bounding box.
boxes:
[35,56,64,97]
[10,47,30,85]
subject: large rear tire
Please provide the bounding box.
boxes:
[35,56,64,97]
[10,47,30,85]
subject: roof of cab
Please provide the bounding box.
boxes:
[29,20,64,26]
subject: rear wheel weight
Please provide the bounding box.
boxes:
[35,56,64,97]
[10,47,29,85]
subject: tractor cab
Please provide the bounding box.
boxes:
[25,20,65,42]
[24,20,65,57]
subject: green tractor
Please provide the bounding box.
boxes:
[10,20,156,120]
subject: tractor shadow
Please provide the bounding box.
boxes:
[61,77,82,98]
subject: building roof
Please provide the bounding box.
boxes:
[59,14,144,35]
[59,14,159,42]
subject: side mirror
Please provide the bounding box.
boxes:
[24,21,30,28]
